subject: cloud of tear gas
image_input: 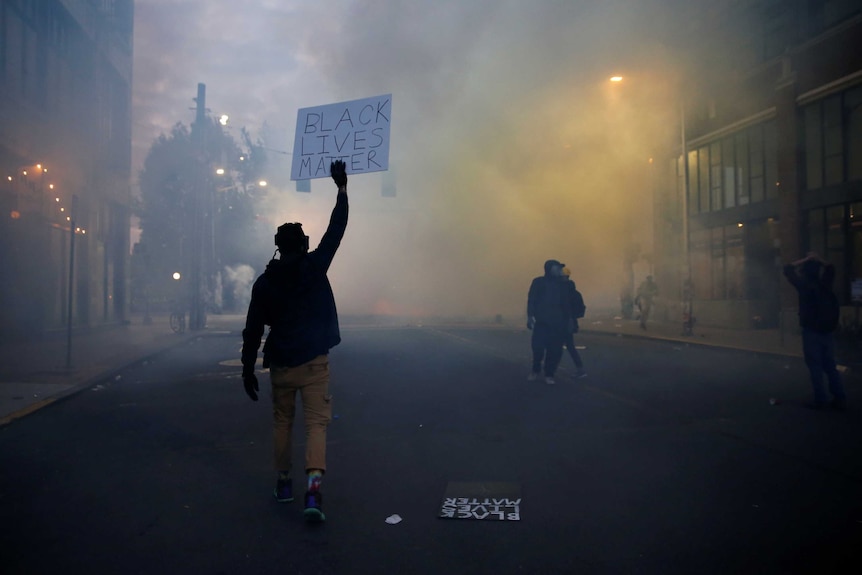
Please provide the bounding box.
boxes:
[134,0,685,321]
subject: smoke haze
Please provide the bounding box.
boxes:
[134,0,685,320]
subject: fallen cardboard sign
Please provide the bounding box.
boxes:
[438,481,521,521]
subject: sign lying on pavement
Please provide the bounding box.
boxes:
[291,94,392,181]
[438,481,521,521]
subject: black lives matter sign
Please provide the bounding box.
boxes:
[438,481,521,521]
[291,94,392,181]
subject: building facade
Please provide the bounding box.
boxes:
[653,0,862,331]
[0,0,133,339]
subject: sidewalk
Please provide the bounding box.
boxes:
[581,314,804,358]
[0,313,243,427]
[1,311,855,427]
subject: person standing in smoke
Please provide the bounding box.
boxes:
[527,259,574,385]
[562,266,588,378]
[635,275,658,330]
[783,252,847,411]
[241,160,349,523]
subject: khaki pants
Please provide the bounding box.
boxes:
[270,355,332,474]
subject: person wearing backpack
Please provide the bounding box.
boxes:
[783,252,847,411]
[527,259,572,385]
[562,266,588,378]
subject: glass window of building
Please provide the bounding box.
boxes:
[711,227,726,299]
[807,208,826,257]
[735,132,749,205]
[851,202,862,291]
[824,95,844,186]
[847,85,862,183]
[750,126,765,202]
[687,150,699,214]
[764,122,779,200]
[726,224,745,299]
[827,204,846,300]
[699,147,710,213]
[804,104,824,190]
[722,137,737,208]
[691,228,711,299]
[710,142,723,211]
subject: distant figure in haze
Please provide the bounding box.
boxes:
[241,160,349,523]
[783,252,846,411]
[635,275,658,330]
[562,266,588,378]
[527,259,574,385]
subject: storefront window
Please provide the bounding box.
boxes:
[804,104,823,190]
[847,86,862,183]
[750,126,765,202]
[711,227,726,299]
[691,228,711,299]
[687,150,698,214]
[827,205,846,299]
[736,132,749,205]
[710,142,722,211]
[851,203,862,297]
[824,96,844,186]
[726,224,745,299]
[699,147,710,213]
[764,122,778,200]
[723,137,736,208]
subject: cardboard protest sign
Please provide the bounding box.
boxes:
[291,94,392,181]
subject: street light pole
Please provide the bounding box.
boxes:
[190,82,207,331]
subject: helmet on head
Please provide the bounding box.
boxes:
[274,222,309,254]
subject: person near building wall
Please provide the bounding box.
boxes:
[782,252,847,411]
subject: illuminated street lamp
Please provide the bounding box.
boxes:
[609,74,693,335]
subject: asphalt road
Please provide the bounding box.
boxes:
[1,327,860,575]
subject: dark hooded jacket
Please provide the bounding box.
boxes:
[241,193,348,372]
[527,260,573,328]
[783,260,838,333]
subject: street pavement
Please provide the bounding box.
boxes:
[0,310,826,427]
[0,312,860,574]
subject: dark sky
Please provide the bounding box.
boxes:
[133,0,685,318]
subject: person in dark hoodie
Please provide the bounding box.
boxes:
[783,252,847,411]
[562,266,587,378]
[241,160,348,522]
[527,259,573,385]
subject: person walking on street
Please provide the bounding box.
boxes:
[562,266,587,378]
[241,160,349,522]
[636,275,658,330]
[527,259,573,385]
[783,252,847,411]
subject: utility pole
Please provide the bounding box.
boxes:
[190,82,207,331]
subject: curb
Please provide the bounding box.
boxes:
[0,331,214,429]
[578,327,803,360]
